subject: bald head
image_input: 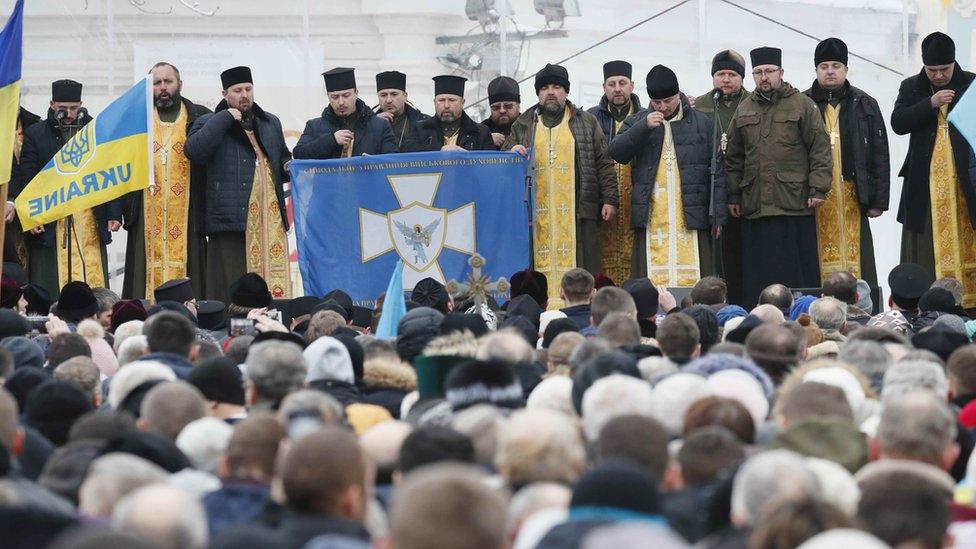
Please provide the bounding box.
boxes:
[140,382,208,440]
[113,483,208,549]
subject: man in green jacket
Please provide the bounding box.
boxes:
[725,46,832,308]
[697,49,750,306]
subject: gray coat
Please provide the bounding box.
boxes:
[608,96,726,230]
[184,101,291,234]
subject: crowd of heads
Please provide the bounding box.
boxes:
[0,259,974,548]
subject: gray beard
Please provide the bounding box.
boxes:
[541,101,563,115]
[154,94,180,109]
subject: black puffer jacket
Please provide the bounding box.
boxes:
[402,111,495,152]
[293,98,397,159]
[184,101,291,234]
[608,96,726,230]
[12,112,123,248]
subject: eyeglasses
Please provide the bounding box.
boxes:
[752,68,780,78]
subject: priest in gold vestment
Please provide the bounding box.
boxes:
[587,60,642,284]
[803,38,889,287]
[123,62,209,300]
[185,66,292,303]
[503,64,618,308]
[892,32,976,308]
[609,65,724,288]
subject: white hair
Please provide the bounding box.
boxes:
[78,453,168,518]
[175,417,234,475]
[581,374,654,441]
[117,335,150,368]
[107,360,176,409]
[730,450,819,526]
[650,373,712,436]
[453,404,505,467]
[882,360,949,400]
[809,297,847,331]
[526,376,576,417]
[113,320,145,353]
[496,409,585,488]
[803,457,860,517]
[477,329,536,365]
[113,483,208,549]
[506,482,571,538]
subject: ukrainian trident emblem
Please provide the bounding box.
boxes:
[55,123,96,175]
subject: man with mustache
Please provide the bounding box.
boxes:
[724,47,831,309]
[403,75,494,152]
[587,60,641,283]
[503,63,618,306]
[122,62,211,300]
[373,71,429,153]
[482,75,521,147]
[185,66,293,302]
[803,38,889,289]
[893,32,976,309]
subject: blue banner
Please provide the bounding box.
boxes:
[290,151,530,304]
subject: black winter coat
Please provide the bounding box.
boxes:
[891,63,976,232]
[402,111,495,152]
[293,98,397,159]
[586,93,643,140]
[804,80,890,211]
[122,97,211,233]
[390,103,431,151]
[184,101,291,234]
[12,111,123,248]
[608,97,726,230]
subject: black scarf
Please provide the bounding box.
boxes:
[809,80,856,182]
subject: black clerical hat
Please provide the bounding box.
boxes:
[888,263,934,301]
[712,50,745,78]
[534,63,571,94]
[323,67,357,92]
[750,46,782,68]
[154,278,193,304]
[196,300,226,330]
[922,32,955,66]
[487,76,520,104]
[603,60,632,81]
[815,38,848,66]
[376,71,406,92]
[646,65,679,100]
[433,75,467,97]
[51,80,82,102]
[220,66,252,90]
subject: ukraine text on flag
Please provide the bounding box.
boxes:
[0,0,24,185]
[15,77,153,230]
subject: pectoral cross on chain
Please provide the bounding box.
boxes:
[161,149,169,166]
[830,130,839,148]
[720,132,728,153]
[940,121,950,140]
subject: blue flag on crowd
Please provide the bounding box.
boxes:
[375,260,406,340]
[290,151,530,304]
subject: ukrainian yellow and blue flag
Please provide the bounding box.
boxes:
[15,76,153,230]
[0,0,24,185]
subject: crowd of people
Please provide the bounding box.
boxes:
[0,259,971,548]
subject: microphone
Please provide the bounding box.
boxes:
[55,108,68,121]
[712,88,723,101]
[76,107,89,122]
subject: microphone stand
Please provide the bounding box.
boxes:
[708,90,722,276]
[523,106,540,270]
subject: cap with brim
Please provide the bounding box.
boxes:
[433,75,467,97]
[220,66,252,90]
[323,67,357,92]
[376,71,406,92]
[154,278,193,304]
